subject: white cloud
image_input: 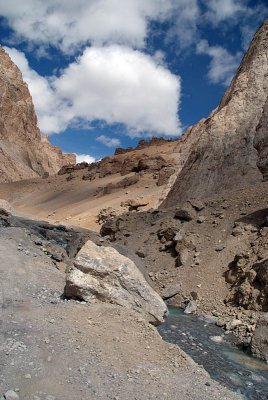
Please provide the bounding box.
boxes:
[0,0,175,52]
[75,154,96,164]
[166,0,200,50]
[54,45,181,136]
[4,46,181,137]
[96,135,121,148]
[196,40,242,85]
[204,0,247,23]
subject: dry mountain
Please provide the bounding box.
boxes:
[0,47,75,183]
[162,18,268,208]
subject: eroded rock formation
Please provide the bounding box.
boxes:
[0,47,75,182]
[162,19,268,208]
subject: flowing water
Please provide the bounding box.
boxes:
[157,308,268,400]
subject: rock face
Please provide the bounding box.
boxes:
[250,313,268,362]
[0,47,75,183]
[254,96,268,181]
[162,19,268,208]
[64,240,167,325]
[225,224,268,312]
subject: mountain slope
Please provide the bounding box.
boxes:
[0,47,75,183]
[161,18,268,208]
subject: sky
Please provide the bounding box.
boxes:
[0,0,267,163]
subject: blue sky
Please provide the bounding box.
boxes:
[0,0,267,162]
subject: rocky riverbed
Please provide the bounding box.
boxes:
[158,308,268,400]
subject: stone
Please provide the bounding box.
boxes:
[210,336,224,344]
[136,156,167,172]
[65,240,167,325]
[0,199,15,216]
[0,47,75,183]
[4,390,19,400]
[250,313,268,362]
[174,207,196,221]
[226,319,243,330]
[157,227,177,242]
[215,244,226,252]
[96,207,119,225]
[232,223,245,236]
[162,284,181,300]
[197,216,206,223]
[188,199,205,211]
[121,198,149,211]
[184,300,197,314]
[43,243,68,262]
[173,229,185,242]
[135,250,147,258]
[175,248,189,267]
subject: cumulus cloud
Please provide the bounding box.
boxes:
[96,135,121,148]
[5,46,180,136]
[75,154,96,164]
[196,40,242,85]
[0,0,175,52]
[55,45,180,136]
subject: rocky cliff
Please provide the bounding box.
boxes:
[0,47,75,183]
[162,19,268,208]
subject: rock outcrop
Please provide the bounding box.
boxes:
[162,19,268,208]
[0,47,75,183]
[225,221,268,312]
[250,313,268,362]
[254,96,268,181]
[64,240,167,325]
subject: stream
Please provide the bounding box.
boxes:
[157,308,268,400]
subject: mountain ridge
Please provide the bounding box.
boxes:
[0,47,75,183]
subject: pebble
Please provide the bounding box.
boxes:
[4,390,20,400]
[209,336,224,344]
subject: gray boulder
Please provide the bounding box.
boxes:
[65,240,167,325]
[250,313,268,362]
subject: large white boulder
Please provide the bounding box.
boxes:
[65,240,167,325]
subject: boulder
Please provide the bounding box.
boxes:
[174,207,196,221]
[250,313,268,362]
[136,156,167,172]
[65,240,167,325]
[184,300,197,314]
[0,199,15,216]
[4,390,19,400]
[162,284,181,300]
[96,207,119,225]
[121,198,149,211]
[175,248,189,267]
[188,198,205,211]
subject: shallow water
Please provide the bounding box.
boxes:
[157,307,268,400]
